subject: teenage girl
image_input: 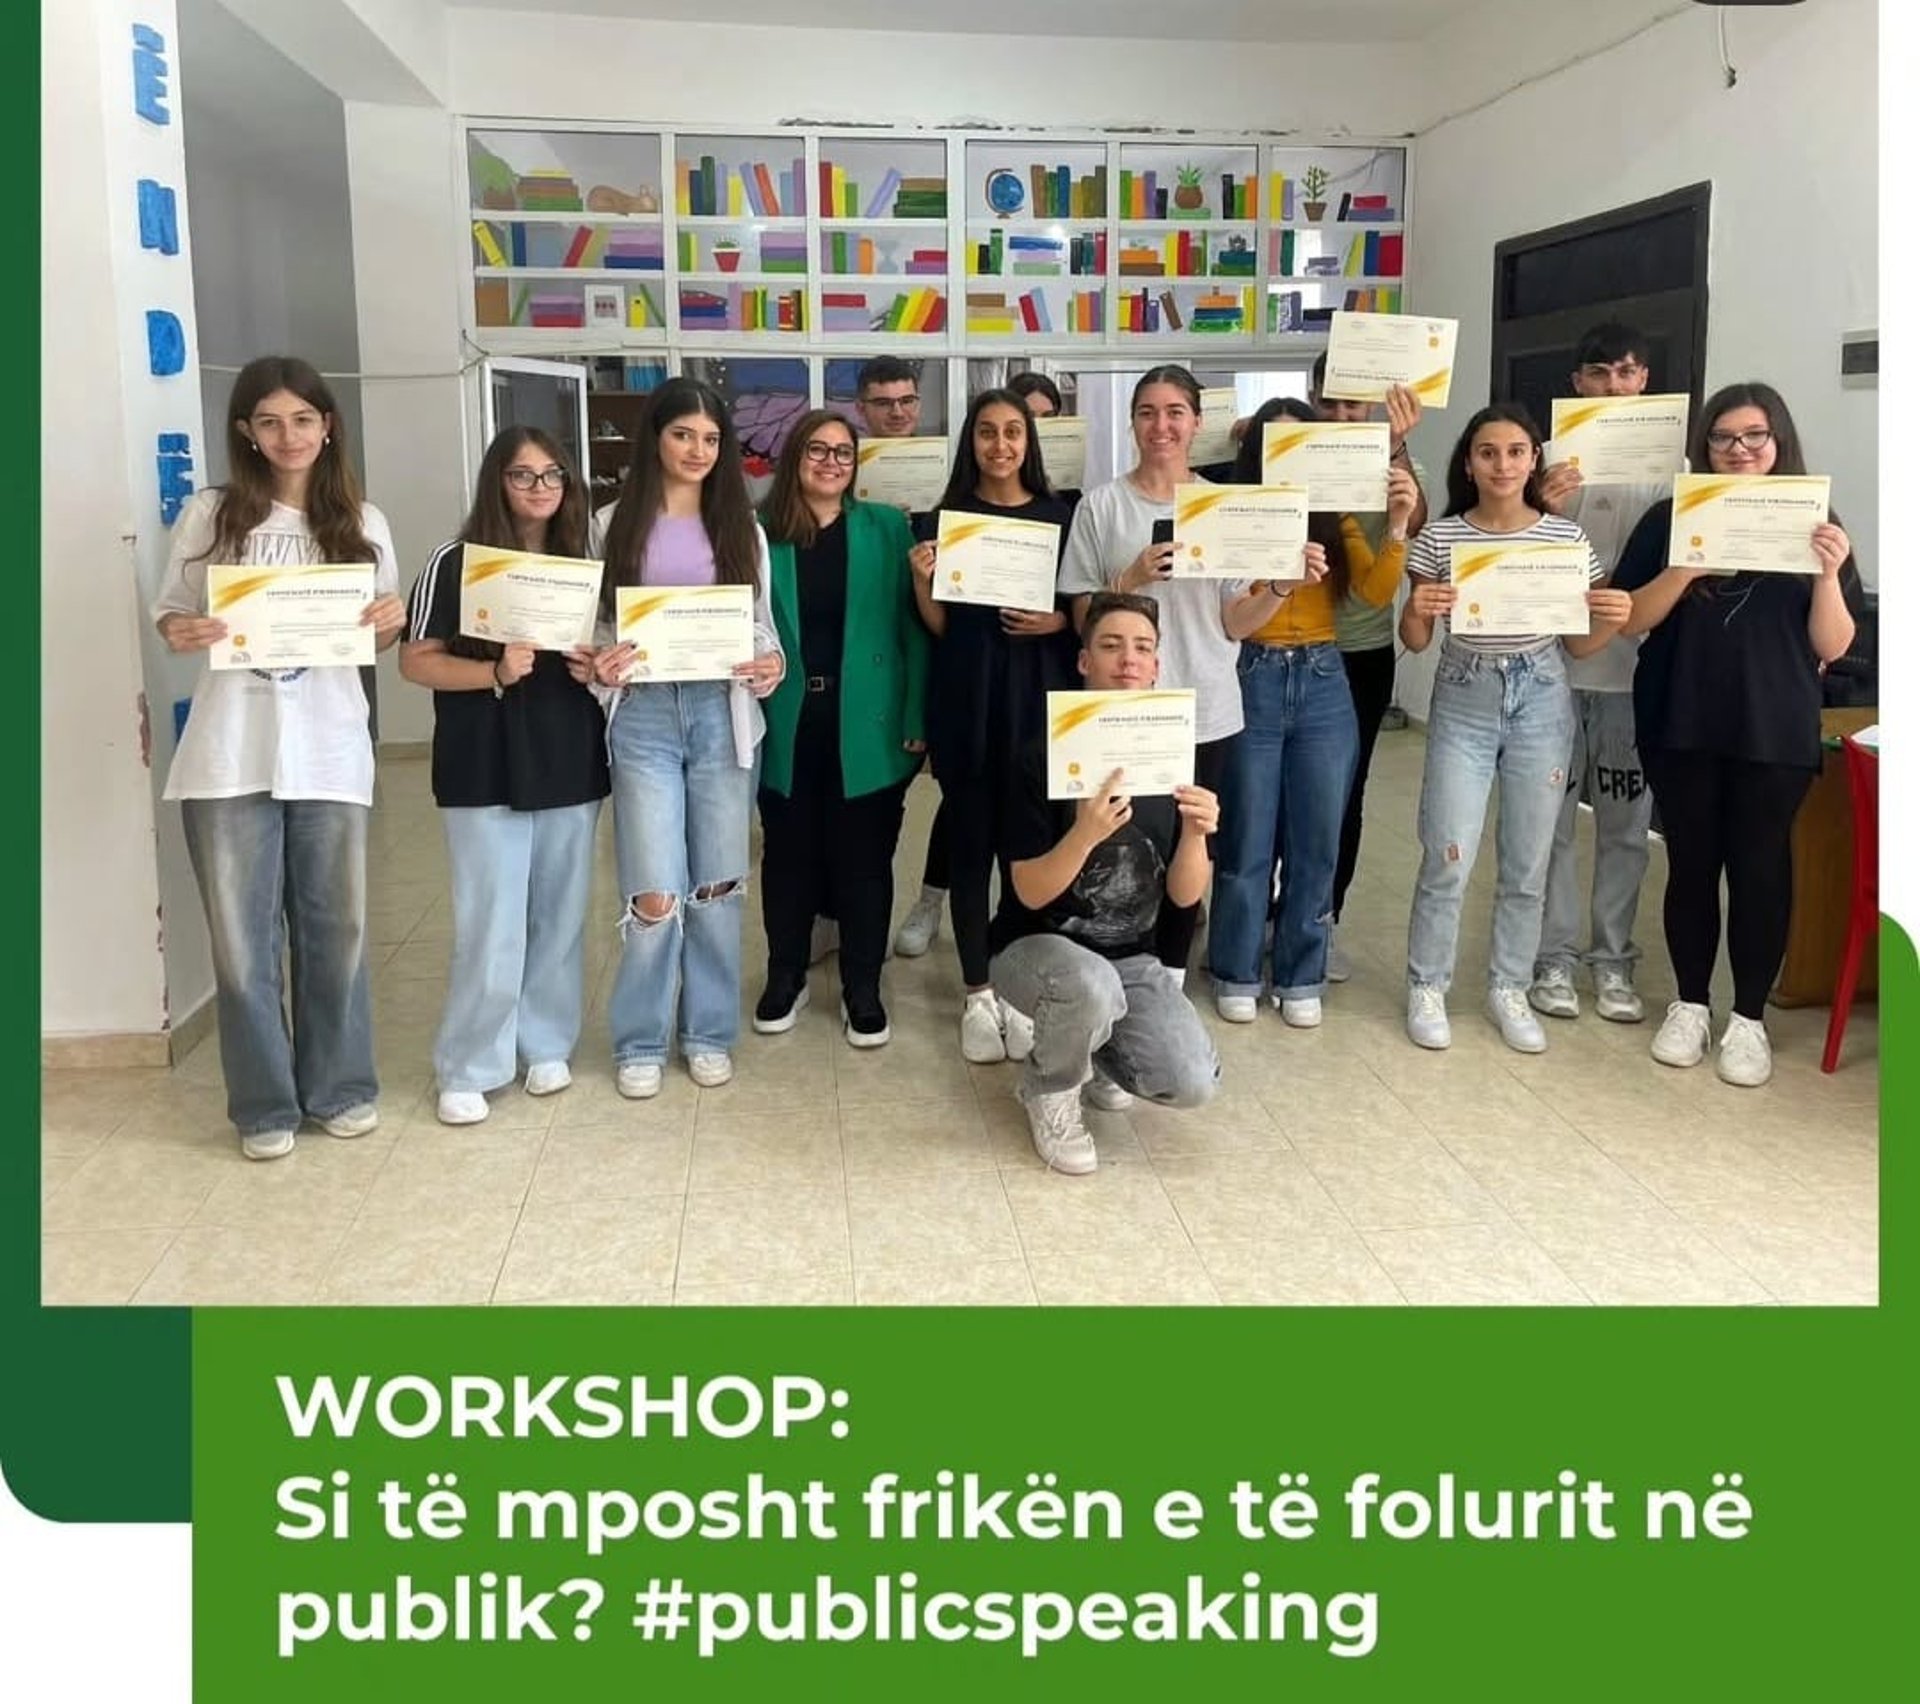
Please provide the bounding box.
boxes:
[154,355,405,1159]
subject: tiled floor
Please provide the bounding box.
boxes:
[41,724,1879,1307]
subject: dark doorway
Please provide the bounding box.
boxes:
[1491,183,1711,433]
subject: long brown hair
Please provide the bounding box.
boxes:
[202,356,374,564]
[760,409,859,549]
[600,377,760,605]
[1229,397,1351,600]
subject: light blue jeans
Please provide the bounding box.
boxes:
[434,800,600,1093]
[1210,641,1358,999]
[180,794,376,1136]
[607,683,751,1065]
[1407,642,1575,994]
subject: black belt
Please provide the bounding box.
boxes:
[805,674,837,694]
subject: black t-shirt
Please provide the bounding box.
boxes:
[405,539,612,811]
[796,513,849,681]
[988,740,1182,961]
[1612,499,1865,772]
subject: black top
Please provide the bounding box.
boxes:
[989,741,1183,961]
[1612,499,1865,772]
[405,539,611,811]
[795,513,849,682]
[914,490,1080,780]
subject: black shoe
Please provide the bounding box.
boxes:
[753,976,810,1034]
[841,987,891,1049]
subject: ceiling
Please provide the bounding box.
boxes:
[437,0,1493,44]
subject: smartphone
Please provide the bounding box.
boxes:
[1150,518,1174,547]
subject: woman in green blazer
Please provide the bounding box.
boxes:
[754,408,929,1046]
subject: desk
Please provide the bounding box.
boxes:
[1772,706,1877,1008]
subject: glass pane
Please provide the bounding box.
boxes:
[488,364,586,473]
[823,357,949,437]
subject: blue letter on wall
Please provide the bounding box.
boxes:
[146,310,185,376]
[137,180,179,254]
[156,433,195,525]
[133,24,170,124]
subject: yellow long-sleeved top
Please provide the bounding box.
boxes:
[1249,515,1406,647]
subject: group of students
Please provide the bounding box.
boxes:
[155,328,1859,1174]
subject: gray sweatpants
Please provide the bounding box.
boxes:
[989,935,1220,1105]
[1535,688,1652,976]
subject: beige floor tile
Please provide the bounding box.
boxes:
[528,1121,694,1205]
[318,1205,522,1305]
[1433,1125,1663,1224]
[41,1152,85,1204]
[834,1035,980,1110]
[493,1195,683,1305]
[1027,1240,1220,1305]
[1124,1084,1290,1160]
[1196,1230,1408,1306]
[1520,1202,1773,1306]
[853,1258,1037,1306]
[42,1137,229,1232]
[1583,1123,1810,1215]
[999,1166,1187,1256]
[1290,1127,1508,1231]
[133,1223,348,1307]
[1362,1220,1588,1306]
[361,1121,548,1218]
[1153,1149,1352,1245]
[677,1184,850,1288]
[41,1229,177,1306]
[840,1095,995,1177]
[847,1171,1022,1267]
[1679,1195,1879,1306]
[689,1106,845,1193]
[189,1130,390,1230]
[674,1271,856,1306]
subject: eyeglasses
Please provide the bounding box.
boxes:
[803,441,857,465]
[1578,360,1646,382]
[866,395,919,412]
[1705,428,1774,453]
[504,467,568,490]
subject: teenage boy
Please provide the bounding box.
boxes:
[1529,322,1664,1025]
[989,592,1222,1175]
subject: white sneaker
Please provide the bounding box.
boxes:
[1651,1001,1711,1068]
[524,1061,572,1096]
[961,990,1007,1063]
[1487,986,1548,1053]
[1326,929,1352,984]
[240,1128,296,1161]
[687,1051,734,1088]
[1016,1079,1098,1176]
[319,1102,378,1139]
[1715,1014,1773,1087]
[1593,968,1645,1024]
[892,885,944,958]
[1406,984,1451,1050]
[1528,963,1580,1019]
[436,1090,489,1125]
[1215,992,1258,1024]
[1082,1067,1135,1112]
[999,998,1035,1061]
[808,917,839,965]
[1276,996,1322,1029]
[616,1062,663,1099]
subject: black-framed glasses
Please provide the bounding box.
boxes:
[504,467,568,490]
[803,441,857,465]
[866,394,919,412]
[1705,428,1774,454]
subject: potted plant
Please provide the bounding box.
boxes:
[1301,165,1330,222]
[1173,164,1207,216]
[712,237,743,274]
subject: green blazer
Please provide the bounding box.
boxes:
[760,499,930,799]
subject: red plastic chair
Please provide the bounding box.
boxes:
[1821,733,1879,1072]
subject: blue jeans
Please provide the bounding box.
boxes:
[1407,643,1575,993]
[1209,642,1358,999]
[606,683,751,1064]
[434,800,600,1093]
[180,794,376,1136]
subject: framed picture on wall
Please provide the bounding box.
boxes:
[585,284,625,329]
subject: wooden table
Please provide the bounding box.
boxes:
[1772,706,1877,1008]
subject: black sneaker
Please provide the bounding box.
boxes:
[753,976,810,1034]
[841,987,891,1049]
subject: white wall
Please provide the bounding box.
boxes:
[1398,0,1878,716]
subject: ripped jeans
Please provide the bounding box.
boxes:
[1407,641,1575,994]
[606,682,751,1065]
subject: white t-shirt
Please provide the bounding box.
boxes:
[1057,475,1249,744]
[153,490,399,805]
[1560,479,1665,693]
[1407,511,1600,659]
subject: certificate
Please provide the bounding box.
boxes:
[207,564,376,671]
[932,511,1060,612]
[853,437,950,512]
[1261,420,1391,512]
[1547,394,1689,486]
[1046,690,1197,800]
[1450,542,1591,637]
[616,584,755,682]
[1188,387,1242,468]
[458,544,603,649]
[1320,311,1459,407]
[1667,473,1830,575]
[1034,416,1087,489]
[1171,482,1309,581]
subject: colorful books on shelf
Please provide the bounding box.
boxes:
[819,165,947,219]
[761,232,809,273]
[626,283,664,328]
[969,230,1105,277]
[826,232,948,276]
[676,154,808,217]
[678,286,806,333]
[1269,173,1295,222]
[1118,287,1250,335]
[965,288,1102,335]
[604,229,664,270]
[819,287,946,333]
[1218,175,1257,219]
[1116,171,1171,221]
[1338,193,1398,222]
[1214,240,1256,277]
[1024,162,1107,219]
[516,170,582,212]
[1341,286,1402,314]
[1335,232,1404,277]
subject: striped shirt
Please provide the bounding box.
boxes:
[1406,510,1600,657]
